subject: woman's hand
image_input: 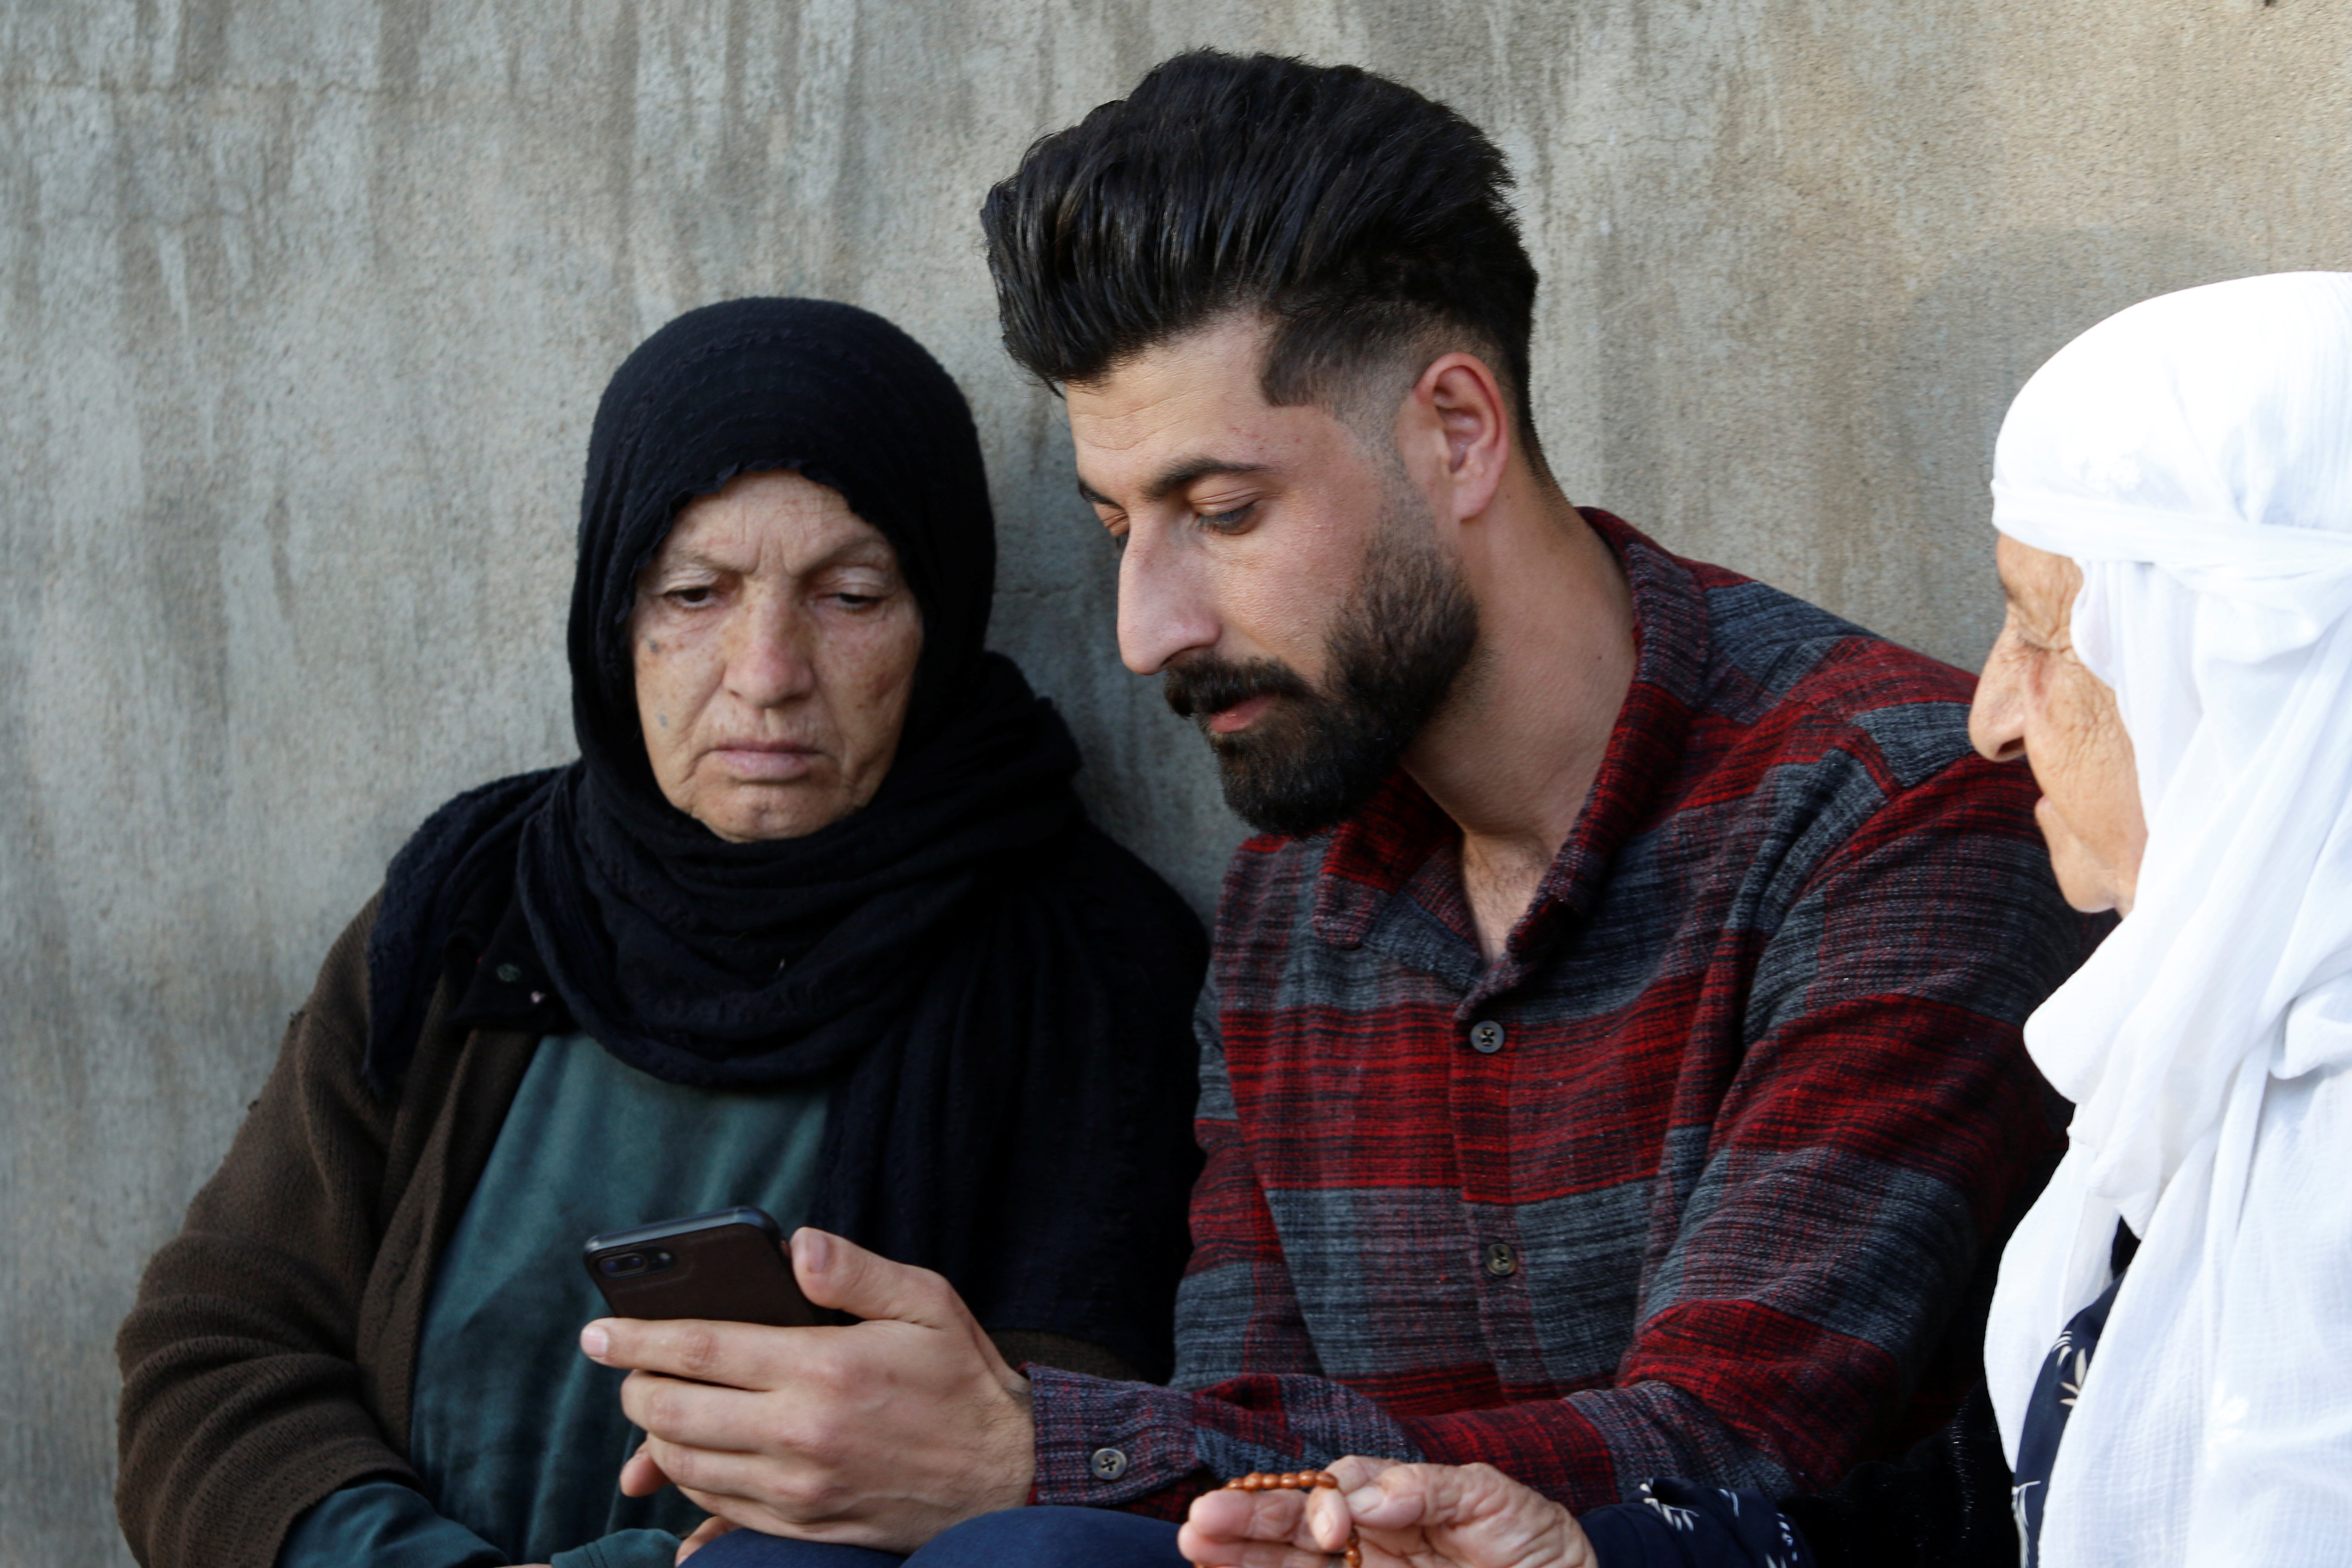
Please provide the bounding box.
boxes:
[1178,1457,1599,1568]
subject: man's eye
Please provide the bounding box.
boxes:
[832,593,880,609]
[1197,502,1256,532]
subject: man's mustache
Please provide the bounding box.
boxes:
[1162,655,1316,722]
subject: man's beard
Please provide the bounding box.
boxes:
[1164,502,1480,838]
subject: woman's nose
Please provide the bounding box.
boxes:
[1969,646,2030,765]
[726,597,816,708]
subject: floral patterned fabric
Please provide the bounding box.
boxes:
[2009,1228,2135,1567]
[1579,1480,1816,1567]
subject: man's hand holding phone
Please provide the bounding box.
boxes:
[579,1225,1036,1556]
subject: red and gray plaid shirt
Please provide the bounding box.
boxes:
[1029,512,2095,1514]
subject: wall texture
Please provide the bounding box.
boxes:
[3,0,2346,1558]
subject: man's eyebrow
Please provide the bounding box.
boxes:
[1076,457,1274,510]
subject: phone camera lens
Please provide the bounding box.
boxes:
[647,1248,676,1271]
[598,1252,648,1277]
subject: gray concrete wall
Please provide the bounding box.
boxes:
[3,0,2346,1558]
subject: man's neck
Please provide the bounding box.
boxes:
[1402,481,1636,963]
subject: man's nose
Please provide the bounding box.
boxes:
[726,595,816,708]
[1116,522,1221,676]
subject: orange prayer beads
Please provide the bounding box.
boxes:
[1219,1470,1362,1567]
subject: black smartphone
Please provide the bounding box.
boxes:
[581,1206,823,1328]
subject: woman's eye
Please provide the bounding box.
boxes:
[832,593,880,609]
[666,586,716,608]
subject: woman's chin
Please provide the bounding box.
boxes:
[2049,849,2126,916]
[2036,802,2121,915]
[690,782,860,842]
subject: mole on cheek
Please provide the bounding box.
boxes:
[656,712,669,729]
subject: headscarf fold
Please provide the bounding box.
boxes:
[361,299,1206,1374]
[1984,272,2352,1565]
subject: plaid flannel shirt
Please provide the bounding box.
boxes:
[1029,511,2095,1516]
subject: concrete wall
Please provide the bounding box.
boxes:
[4,0,2346,1557]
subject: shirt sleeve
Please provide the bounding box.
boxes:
[277,1480,503,1568]
[116,900,434,1568]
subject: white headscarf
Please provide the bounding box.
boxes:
[1985,272,2352,1567]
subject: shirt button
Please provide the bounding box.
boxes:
[1090,1446,1130,1481]
[1469,1020,1506,1054]
[494,962,523,984]
[1485,1242,1519,1276]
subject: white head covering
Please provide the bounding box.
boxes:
[1985,272,2352,1566]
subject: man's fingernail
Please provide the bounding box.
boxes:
[581,1324,610,1358]
[799,1228,832,1273]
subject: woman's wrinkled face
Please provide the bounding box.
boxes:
[629,469,923,842]
[1969,535,2149,914]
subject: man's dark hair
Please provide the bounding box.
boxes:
[982,50,1544,458]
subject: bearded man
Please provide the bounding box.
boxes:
[580,52,2103,1568]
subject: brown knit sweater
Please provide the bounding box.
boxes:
[115,898,1129,1568]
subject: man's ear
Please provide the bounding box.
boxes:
[1401,352,1512,523]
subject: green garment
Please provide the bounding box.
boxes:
[278,1032,830,1568]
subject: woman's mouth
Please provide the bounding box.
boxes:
[711,741,822,780]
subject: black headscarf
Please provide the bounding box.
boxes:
[364,299,1204,1374]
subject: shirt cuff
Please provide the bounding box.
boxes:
[277,1479,503,1568]
[1027,1366,1423,1520]
[1028,1366,1210,1507]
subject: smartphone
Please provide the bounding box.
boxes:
[581,1206,823,1327]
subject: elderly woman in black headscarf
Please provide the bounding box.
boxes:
[113,300,1207,1568]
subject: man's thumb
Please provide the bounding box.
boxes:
[790,1226,965,1329]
